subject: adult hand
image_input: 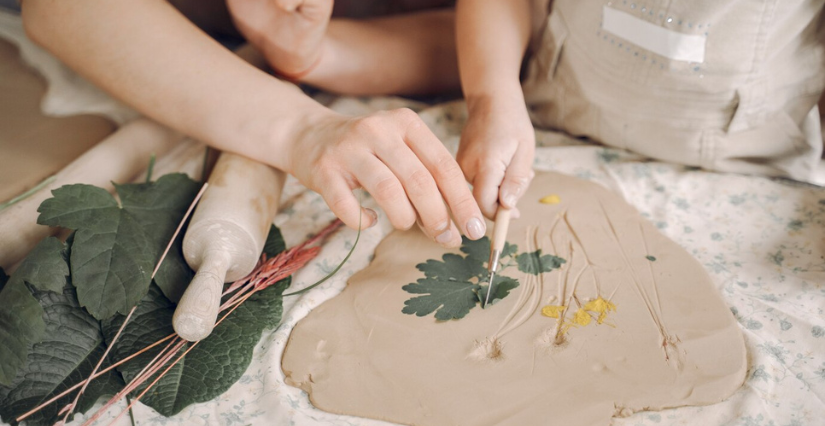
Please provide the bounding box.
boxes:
[457,94,535,219]
[227,0,332,76]
[289,108,487,248]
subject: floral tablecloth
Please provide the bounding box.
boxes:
[1,11,823,423]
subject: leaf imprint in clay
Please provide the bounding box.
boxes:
[282,172,747,426]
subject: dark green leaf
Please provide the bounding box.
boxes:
[104,277,289,416]
[416,253,485,282]
[458,235,490,265]
[477,275,519,306]
[401,278,480,321]
[0,282,123,426]
[263,225,286,257]
[402,236,524,320]
[9,237,70,294]
[36,184,118,230]
[116,174,201,304]
[151,241,192,304]
[646,255,657,262]
[36,174,201,319]
[516,250,566,275]
[70,213,154,319]
[0,237,70,386]
[0,282,44,387]
[501,242,518,259]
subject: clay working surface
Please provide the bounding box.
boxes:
[282,172,747,426]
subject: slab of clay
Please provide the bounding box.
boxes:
[282,172,746,426]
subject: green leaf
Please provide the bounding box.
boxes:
[416,253,485,282]
[402,278,481,321]
[127,174,201,303]
[9,237,70,293]
[501,242,518,259]
[402,237,493,321]
[37,174,201,319]
[646,255,657,262]
[477,275,519,306]
[0,282,44,387]
[458,235,491,265]
[36,184,118,230]
[0,282,124,426]
[263,225,286,257]
[0,237,70,386]
[516,250,566,275]
[103,278,289,416]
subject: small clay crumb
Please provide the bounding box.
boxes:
[645,255,657,261]
[468,338,504,361]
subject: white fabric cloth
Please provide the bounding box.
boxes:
[0,10,137,124]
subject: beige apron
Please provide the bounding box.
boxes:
[524,0,825,184]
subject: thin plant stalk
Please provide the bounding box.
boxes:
[14,334,175,423]
[59,182,209,423]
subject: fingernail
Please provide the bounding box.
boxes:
[503,193,517,208]
[365,208,378,227]
[435,229,453,245]
[466,217,485,240]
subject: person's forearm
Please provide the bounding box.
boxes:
[21,0,329,173]
[304,9,460,96]
[455,0,531,106]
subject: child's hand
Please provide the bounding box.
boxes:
[227,0,332,77]
[288,108,487,248]
[457,94,535,219]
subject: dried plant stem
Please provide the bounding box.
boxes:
[20,217,347,426]
[58,183,209,424]
[14,334,175,423]
[61,307,136,423]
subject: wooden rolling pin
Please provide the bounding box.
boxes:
[173,153,286,341]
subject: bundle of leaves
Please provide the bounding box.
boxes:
[0,174,294,426]
[402,236,566,320]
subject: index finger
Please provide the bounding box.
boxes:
[399,110,486,240]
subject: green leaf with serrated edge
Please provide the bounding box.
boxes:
[403,236,496,320]
[402,279,481,321]
[103,277,289,416]
[416,253,485,282]
[117,174,201,305]
[458,235,491,265]
[0,283,43,387]
[37,174,201,319]
[263,225,286,257]
[501,242,518,259]
[0,282,123,426]
[477,275,519,306]
[0,237,70,386]
[516,250,566,275]
[8,237,69,293]
[36,184,118,230]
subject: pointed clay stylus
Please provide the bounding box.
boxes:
[172,153,286,341]
[483,207,512,308]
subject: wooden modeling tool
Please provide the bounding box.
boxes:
[483,207,512,308]
[172,153,286,341]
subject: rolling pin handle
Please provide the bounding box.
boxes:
[173,251,229,342]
